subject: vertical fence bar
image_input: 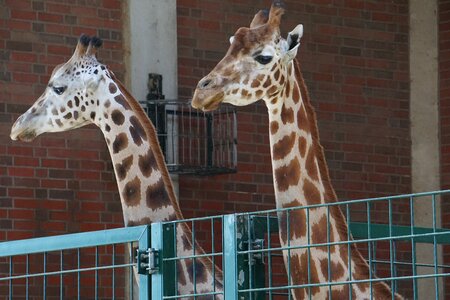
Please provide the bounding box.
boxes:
[410,196,417,299]
[327,206,331,299]
[388,199,394,300]
[151,223,163,299]
[367,202,373,300]
[138,225,151,300]
[307,207,311,300]
[95,246,98,300]
[26,254,29,300]
[77,249,80,300]
[287,209,292,300]
[129,242,133,299]
[346,204,352,300]
[112,244,115,300]
[432,194,439,299]
[43,252,47,300]
[247,215,253,300]
[267,213,273,300]
[211,218,216,294]
[224,214,238,299]
[60,251,63,300]
[192,220,197,298]
[9,256,12,299]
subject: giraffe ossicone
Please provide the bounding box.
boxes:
[192,2,403,299]
[11,34,223,298]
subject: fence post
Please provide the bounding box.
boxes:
[151,222,163,299]
[138,226,151,300]
[223,214,238,299]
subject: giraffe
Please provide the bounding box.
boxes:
[192,2,403,299]
[10,35,223,298]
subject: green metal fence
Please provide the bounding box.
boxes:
[1,190,450,299]
[0,225,151,299]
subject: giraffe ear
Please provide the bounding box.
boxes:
[283,24,303,63]
[229,36,235,45]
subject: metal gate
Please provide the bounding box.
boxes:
[1,190,450,299]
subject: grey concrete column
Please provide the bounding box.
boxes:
[410,0,442,298]
[123,1,178,298]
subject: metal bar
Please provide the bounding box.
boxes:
[223,214,238,299]
[267,213,273,300]
[43,252,47,300]
[388,199,394,300]
[9,256,12,299]
[432,194,439,299]
[95,246,98,300]
[77,248,80,300]
[129,242,133,300]
[349,223,450,244]
[346,204,352,300]
[0,225,148,257]
[367,202,373,300]
[151,222,164,299]
[112,244,115,300]
[59,251,63,300]
[139,225,151,300]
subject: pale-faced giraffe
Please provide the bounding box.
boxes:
[10,35,223,298]
[192,2,403,299]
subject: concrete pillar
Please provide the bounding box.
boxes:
[122,1,177,298]
[410,0,442,298]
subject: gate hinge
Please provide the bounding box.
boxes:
[136,248,160,274]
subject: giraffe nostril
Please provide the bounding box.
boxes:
[199,78,213,89]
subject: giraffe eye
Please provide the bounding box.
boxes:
[254,55,273,65]
[53,86,66,95]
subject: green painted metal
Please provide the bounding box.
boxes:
[151,222,164,299]
[223,214,238,300]
[0,225,151,299]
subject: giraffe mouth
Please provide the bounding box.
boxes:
[191,90,224,112]
[10,127,37,142]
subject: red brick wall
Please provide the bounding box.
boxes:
[177,0,411,218]
[0,0,126,241]
[440,0,450,297]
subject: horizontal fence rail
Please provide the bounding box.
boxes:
[1,190,450,299]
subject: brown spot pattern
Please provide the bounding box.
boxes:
[305,149,319,181]
[279,202,306,245]
[285,79,291,99]
[263,77,272,88]
[185,259,207,284]
[292,84,300,104]
[63,112,72,119]
[297,105,309,131]
[122,176,141,206]
[109,82,117,94]
[270,121,279,135]
[138,149,156,177]
[115,155,133,181]
[55,119,63,127]
[274,157,300,192]
[113,132,128,154]
[104,100,111,108]
[111,109,124,125]
[289,254,306,300]
[146,178,170,210]
[130,116,147,138]
[52,108,58,115]
[298,136,307,157]
[272,132,296,160]
[114,94,130,110]
[281,104,294,124]
[303,179,321,204]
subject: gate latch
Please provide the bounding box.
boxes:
[136,248,160,274]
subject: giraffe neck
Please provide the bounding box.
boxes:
[265,61,395,299]
[94,78,181,225]
[93,75,223,295]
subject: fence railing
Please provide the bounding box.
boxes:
[1,190,450,299]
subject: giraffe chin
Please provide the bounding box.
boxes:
[10,129,37,142]
[192,91,224,112]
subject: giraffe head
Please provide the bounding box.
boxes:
[10,35,108,142]
[192,1,303,111]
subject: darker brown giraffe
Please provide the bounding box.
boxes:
[11,35,222,298]
[192,2,402,299]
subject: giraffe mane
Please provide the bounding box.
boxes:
[293,59,394,296]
